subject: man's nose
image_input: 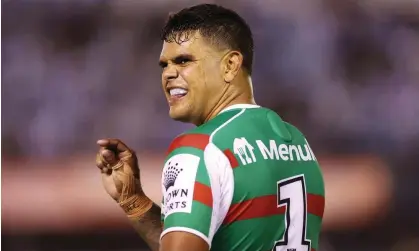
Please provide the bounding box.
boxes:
[163,64,178,82]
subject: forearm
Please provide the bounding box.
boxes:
[127,203,162,251]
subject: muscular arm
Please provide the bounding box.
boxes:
[127,202,209,251]
[127,203,162,251]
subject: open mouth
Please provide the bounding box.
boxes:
[168,87,188,99]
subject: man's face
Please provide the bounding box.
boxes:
[159,32,225,125]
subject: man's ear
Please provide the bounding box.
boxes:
[222,51,243,83]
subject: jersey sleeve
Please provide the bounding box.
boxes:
[160,140,234,247]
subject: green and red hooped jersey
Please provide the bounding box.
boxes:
[160,104,325,251]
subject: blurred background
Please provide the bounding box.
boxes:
[2,0,419,250]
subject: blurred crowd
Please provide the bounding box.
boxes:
[2,0,419,251]
[3,0,419,157]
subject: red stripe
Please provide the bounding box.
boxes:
[223,149,239,168]
[167,134,209,154]
[166,134,241,169]
[307,193,325,219]
[223,194,325,224]
[193,181,213,208]
[224,195,282,224]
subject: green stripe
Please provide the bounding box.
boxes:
[231,162,324,204]
[196,157,211,187]
[214,215,282,250]
[190,109,243,135]
[212,214,321,250]
[163,201,212,236]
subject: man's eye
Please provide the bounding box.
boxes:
[175,57,192,65]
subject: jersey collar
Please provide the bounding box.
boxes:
[219,104,261,114]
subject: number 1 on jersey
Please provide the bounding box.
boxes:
[273,175,311,251]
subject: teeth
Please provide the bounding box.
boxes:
[169,88,188,96]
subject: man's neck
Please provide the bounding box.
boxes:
[198,77,256,125]
[203,96,256,124]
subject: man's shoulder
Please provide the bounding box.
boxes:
[165,123,221,159]
[164,108,257,158]
[165,108,246,154]
[206,106,272,143]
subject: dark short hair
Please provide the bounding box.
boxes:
[161,4,254,75]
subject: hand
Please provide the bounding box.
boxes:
[96,138,153,217]
[96,138,141,202]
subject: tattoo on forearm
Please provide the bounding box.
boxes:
[129,203,162,251]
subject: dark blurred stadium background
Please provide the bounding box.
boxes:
[2,0,419,250]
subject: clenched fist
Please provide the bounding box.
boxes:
[96,138,153,218]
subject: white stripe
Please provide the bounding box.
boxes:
[210,108,246,143]
[203,143,235,244]
[219,104,260,114]
[160,227,211,248]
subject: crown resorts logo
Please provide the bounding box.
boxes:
[163,161,183,191]
[162,154,200,216]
